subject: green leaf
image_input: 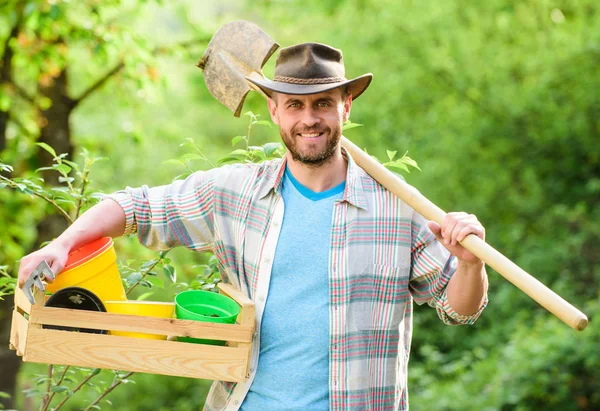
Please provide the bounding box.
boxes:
[54,164,72,175]
[400,154,421,171]
[141,259,159,270]
[35,142,57,158]
[51,386,69,393]
[342,121,363,131]
[263,142,282,157]
[386,150,397,161]
[147,276,164,288]
[163,265,176,282]
[385,162,410,173]
[231,136,246,146]
[159,250,170,259]
[62,160,80,170]
[136,291,155,301]
[254,120,272,128]
[126,272,143,286]
[58,176,75,184]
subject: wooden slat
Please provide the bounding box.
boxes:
[13,286,32,314]
[218,283,254,308]
[9,310,17,351]
[217,283,255,378]
[25,328,250,382]
[10,310,29,356]
[29,307,253,342]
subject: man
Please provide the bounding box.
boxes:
[19,43,488,410]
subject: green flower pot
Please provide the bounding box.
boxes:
[175,290,240,345]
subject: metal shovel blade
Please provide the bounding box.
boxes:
[198,20,279,117]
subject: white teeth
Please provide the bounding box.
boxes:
[300,133,320,137]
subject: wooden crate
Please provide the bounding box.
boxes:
[9,283,255,382]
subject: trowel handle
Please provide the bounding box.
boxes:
[341,136,588,331]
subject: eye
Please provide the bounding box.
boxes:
[288,102,301,109]
[317,101,330,107]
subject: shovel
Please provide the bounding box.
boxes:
[198,21,588,331]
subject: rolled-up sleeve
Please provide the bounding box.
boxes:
[408,212,487,325]
[104,169,218,252]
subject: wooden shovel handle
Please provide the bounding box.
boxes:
[341,137,588,331]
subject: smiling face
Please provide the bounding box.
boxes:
[267,88,352,166]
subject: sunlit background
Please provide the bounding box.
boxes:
[1,0,599,409]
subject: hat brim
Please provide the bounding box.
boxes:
[246,73,373,101]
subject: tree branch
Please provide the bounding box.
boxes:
[83,372,134,411]
[70,61,125,110]
[0,174,73,223]
[13,82,36,105]
[70,36,211,109]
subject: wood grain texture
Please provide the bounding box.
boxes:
[28,307,253,342]
[10,310,28,356]
[25,328,251,381]
[14,286,32,314]
[218,283,255,378]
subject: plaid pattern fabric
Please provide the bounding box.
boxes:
[108,149,487,411]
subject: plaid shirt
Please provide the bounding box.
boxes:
[109,149,487,411]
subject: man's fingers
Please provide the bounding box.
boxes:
[427,221,442,238]
[456,223,485,242]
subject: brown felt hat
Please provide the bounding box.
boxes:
[246,42,372,100]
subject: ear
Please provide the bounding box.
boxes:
[267,97,280,125]
[342,93,353,122]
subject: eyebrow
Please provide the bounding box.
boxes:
[283,98,303,106]
[283,96,335,106]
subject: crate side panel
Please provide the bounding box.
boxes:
[25,328,248,382]
[14,286,32,314]
[10,310,29,356]
[29,307,253,342]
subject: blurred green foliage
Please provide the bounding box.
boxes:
[1,0,598,410]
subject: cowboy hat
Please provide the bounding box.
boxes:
[246,42,372,100]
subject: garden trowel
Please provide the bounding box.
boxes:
[197,20,279,117]
[22,260,54,304]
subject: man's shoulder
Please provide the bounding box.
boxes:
[351,162,416,215]
[207,158,282,192]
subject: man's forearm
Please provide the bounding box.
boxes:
[446,260,488,316]
[55,198,127,251]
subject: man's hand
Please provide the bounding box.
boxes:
[427,212,485,265]
[18,242,70,287]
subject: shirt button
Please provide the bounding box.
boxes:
[263,257,271,264]
[234,400,239,405]
[273,220,280,227]
[259,295,265,301]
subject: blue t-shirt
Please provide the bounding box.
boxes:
[240,167,345,411]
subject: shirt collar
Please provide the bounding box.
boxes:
[258,144,368,211]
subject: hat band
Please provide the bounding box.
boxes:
[273,75,347,85]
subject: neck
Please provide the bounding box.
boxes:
[285,148,347,192]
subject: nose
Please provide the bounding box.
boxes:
[300,108,321,129]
